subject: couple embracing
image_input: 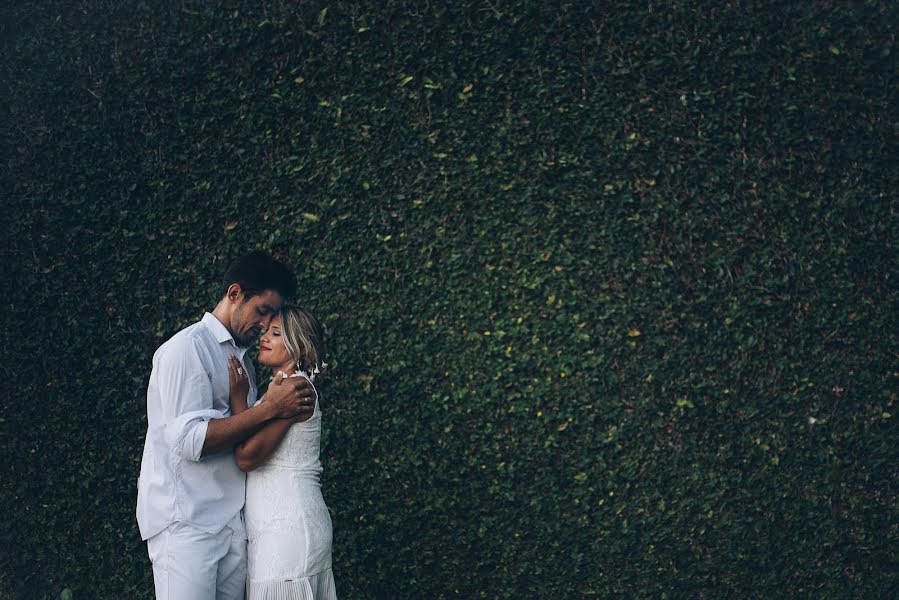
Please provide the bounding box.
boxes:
[136,251,337,599]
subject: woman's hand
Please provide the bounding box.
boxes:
[228,355,250,411]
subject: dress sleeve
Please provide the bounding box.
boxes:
[156,337,225,461]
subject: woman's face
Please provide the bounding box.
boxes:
[258,315,292,370]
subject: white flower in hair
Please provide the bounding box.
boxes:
[309,362,327,382]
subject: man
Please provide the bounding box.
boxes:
[137,251,316,599]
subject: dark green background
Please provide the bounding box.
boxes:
[2,1,896,598]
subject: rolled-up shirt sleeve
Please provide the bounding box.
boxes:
[164,409,225,461]
[155,336,222,462]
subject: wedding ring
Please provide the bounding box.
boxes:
[237,368,244,375]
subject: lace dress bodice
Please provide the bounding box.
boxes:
[253,398,323,477]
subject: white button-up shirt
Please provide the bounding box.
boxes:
[137,313,258,541]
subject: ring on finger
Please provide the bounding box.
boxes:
[237,368,244,375]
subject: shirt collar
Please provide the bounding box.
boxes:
[202,312,239,346]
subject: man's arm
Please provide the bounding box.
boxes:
[156,338,225,462]
[203,369,315,456]
[202,401,280,456]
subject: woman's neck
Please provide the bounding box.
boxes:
[273,361,296,377]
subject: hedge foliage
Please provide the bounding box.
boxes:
[2,1,896,598]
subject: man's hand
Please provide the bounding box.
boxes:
[264,372,316,420]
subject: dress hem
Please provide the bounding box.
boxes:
[247,566,337,600]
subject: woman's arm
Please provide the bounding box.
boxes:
[228,355,250,416]
[205,357,310,457]
[234,416,297,471]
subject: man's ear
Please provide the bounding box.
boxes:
[226,283,244,303]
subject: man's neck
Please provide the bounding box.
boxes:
[211,298,236,339]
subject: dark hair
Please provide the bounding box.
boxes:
[221,251,296,299]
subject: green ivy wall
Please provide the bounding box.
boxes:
[2,1,896,598]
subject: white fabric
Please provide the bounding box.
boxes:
[245,373,336,599]
[247,570,336,600]
[147,516,247,600]
[137,312,258,541]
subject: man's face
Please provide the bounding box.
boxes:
[230,289,285,347]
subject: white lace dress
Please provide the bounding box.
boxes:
[244,377,336,599]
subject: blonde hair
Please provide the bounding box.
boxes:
[279,305,328,380]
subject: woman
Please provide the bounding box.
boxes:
[227,306,336,599]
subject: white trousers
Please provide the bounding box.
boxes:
[147,521,247,600]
